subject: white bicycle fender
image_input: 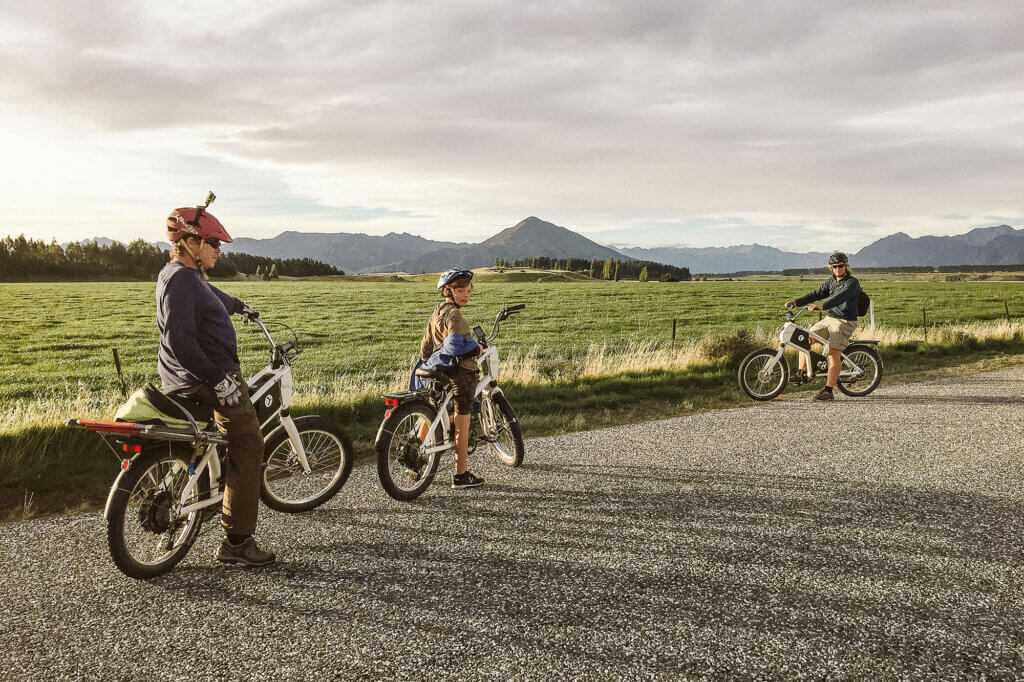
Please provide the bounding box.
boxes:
[280,414,311,474]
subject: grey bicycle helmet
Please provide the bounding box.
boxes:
[437,268,474,291]
[828,251,849,265]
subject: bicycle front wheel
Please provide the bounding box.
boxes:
[481,393,524,467]
[261,417,354,513]
[376,401,443,502]
[738,348,789,401]
[106,449,203,580]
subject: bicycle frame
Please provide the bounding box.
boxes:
[760,307,867,380]
[416,343,506,452]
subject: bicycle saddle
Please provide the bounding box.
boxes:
[144,384,215,424]
[414,367,455,382]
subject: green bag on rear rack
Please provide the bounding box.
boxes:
[113,385,192,430]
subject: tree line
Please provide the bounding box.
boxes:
[493,255,691,281]
[0,235,343,281]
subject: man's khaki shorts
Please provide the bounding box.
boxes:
[808,316,857,351]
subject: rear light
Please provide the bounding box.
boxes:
[121,444,142,453]
[384,398,399,407]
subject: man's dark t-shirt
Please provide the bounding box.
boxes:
[156,262,243,393]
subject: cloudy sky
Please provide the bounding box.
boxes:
[1,1,1021,251]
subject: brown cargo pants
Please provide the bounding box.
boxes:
[176,373,264,537]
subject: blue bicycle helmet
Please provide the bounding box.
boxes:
[437,268,474,291]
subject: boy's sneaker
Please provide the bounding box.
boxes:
[813,387,835,401]
[217,536,276,567]
[452,471,485,489]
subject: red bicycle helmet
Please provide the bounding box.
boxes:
[166,192,233,243]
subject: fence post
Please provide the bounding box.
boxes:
[1005,299,1011,320]
[672,318,677,344]
[923,307,927,342]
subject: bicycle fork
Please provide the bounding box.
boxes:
[279,413,311,473]
[760,347,787,377]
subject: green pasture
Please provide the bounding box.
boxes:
[2,277,1024,512]
[3,278,1023,402]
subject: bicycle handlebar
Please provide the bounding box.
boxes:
[250,316,277,348]
[486,303,527,344]
[785,305,810,321]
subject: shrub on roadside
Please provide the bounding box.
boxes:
[697,328,763,366]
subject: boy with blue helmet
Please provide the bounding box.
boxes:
[421,268,484,488]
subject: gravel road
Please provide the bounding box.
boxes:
[2,368,1023,680]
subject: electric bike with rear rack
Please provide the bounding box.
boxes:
[68,316,353,579]
[374,304,527,501]
[737,305,883,401]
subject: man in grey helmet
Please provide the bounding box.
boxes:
[785,251,861,401]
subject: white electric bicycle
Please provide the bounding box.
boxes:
[374,304,526,501]
[69,316,353,579]
[737,305,883,401]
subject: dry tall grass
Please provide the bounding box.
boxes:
[7,320,1024,433]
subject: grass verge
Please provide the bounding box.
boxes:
[3,325,1024,518]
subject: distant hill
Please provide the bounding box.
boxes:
[65,221,1024,275]
[853,225,1022,267]
[384,217,631,273]
[617,224,1024,273]
[222,231,464,273]
[616,244,828,274]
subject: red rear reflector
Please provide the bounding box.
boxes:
[384,398,399,407]
[385,410,392,418]
[121,460,131,471]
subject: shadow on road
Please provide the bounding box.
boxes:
[151,464,1024,677]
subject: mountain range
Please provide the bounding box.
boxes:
[222,217,630,273]
[625,225,1023,272]
[74,220,1024,274]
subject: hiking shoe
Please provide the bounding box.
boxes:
[452,471,485,489]
[788,371,808,385]
[217,536,276,567]
[813,388,835,401]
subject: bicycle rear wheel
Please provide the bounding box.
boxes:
[376,401,443,501]
[837,344,883,397]
[106,449,203,579]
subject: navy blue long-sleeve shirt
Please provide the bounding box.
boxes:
[156,262,244,393]
[794,275,861,321]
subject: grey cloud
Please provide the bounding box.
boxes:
[2,0,1021,237]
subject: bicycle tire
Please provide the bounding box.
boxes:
[260,416,354,513]
[482,393,524,467]
[106,449,203,580]
[737,348,789,401]
[376,401,443,502]
[836,344,883,397]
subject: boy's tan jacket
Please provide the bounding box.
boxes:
[420,300,479,371]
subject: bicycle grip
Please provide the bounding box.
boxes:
[505,304,525,312]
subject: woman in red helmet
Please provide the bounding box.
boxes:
[156,196,275,567]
